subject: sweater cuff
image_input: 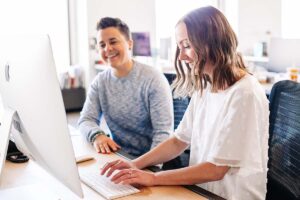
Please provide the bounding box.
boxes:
[90,130,106,143]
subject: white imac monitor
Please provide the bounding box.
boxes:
[268,38,300,72]
[0,35,83,198]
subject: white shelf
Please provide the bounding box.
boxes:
[94,58,176,74]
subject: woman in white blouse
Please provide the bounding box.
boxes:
[101,6,269,200]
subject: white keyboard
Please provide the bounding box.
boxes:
[79,168,140,200]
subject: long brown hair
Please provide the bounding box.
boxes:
[172,6,247,98]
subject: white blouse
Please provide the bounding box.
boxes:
[174,74,269,200]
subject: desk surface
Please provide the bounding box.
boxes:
[0,134,214,200]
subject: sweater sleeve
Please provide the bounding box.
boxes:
[78,74,104,143]
[148,73,174,149]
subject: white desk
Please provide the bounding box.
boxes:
[0,133,211,200]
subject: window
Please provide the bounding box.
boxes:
[282,0,300,39]
[154,0,218,59]
[155,0,218,38]
[0,0,70,73]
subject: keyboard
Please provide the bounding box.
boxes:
[79,168,140,200]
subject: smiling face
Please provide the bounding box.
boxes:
[175,22,213,76]
[175,22,197,67]
[97,27,133,70]
[173,7,247,97]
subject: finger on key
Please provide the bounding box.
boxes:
[106,160,122,177]
[111,169,130,182]
[101,160,119,175]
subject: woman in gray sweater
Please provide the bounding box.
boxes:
[78,17,173,157]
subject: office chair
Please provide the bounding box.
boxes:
[163,73,190,170]
[164,73,190,129]
[266,80,300,200]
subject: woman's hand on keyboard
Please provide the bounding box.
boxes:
[101,159,137,177]
[111,168,155,186]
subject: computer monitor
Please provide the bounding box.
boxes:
[0,35,83,198]
[131,32,151,57]
[159,37,172,60]
[268,38,300,72]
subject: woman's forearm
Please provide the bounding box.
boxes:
[133,136,188,169]
[154,162,230,185]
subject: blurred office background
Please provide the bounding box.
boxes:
[0,0,300,110]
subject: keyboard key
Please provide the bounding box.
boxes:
[79,168,140,199]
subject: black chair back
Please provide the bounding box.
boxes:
[267,80,300,200]
[164,73,190,129]
[163,73,190,169]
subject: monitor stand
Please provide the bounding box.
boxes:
[0,108,16,182]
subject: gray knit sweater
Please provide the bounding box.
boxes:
[78,61,173,156]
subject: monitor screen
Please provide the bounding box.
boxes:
[0,35,83,198]
[268,38,300,72]
[131,32,151,57]
[159,37,172,60]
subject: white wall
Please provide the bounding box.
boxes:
[73,0,283,85]
[69,0,91,89]
[86,0,156,48]
[0,0,70,73]
[237,0,282,55]
[74,0,157,85]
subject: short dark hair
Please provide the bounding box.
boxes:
[96,17,131,40]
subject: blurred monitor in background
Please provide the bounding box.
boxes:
[268,38,300,72]
[132,32,151,57]
[159,37,172,60]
